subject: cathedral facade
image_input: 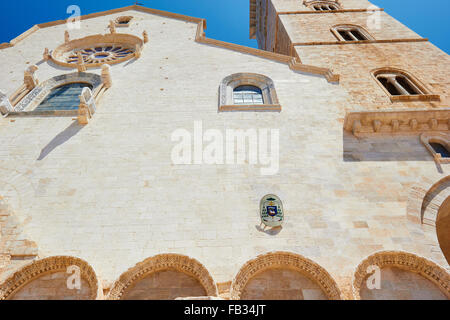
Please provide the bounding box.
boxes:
[0,1,449,300]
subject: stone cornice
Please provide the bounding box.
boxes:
[293,38,428,47]
[344,109,450,136]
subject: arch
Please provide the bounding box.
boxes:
[407,174,450,226]
[14,72,102,113]
[420,133,450,164]
[437,196,450,264]
[0,256,101,300]
[331,24,374,41]
[230,251,342,300]
[352,251,450,300]
[219,73,280,112]
[107,254,218,300]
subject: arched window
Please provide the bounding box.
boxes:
[233,85,264,105]
[332,25,373,41]
[420,133,450,164]
[36,82,93,111]
[372,68,439,102]
[376,73,422,96]
[308,1,340,11]
[219,73,280,112]
[430,143,450,158]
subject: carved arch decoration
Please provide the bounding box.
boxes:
[407,175,450,226]
[13,72,102,113]
[352,251,450,300]
[230,251,342,300]
[0,256,101,300]
[219,73,280,112]
[107,254,218,300]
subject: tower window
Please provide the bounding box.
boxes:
[375,73,423,96]
[36,82,93,111]
[430,143,450,158]
[309,1,340,11]
[333,25,372,42]
[233,86,264,105]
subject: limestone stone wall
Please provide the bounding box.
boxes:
[121,270,206,300]
[0,6,448,300]
[10,271,91,300]
[240,268,327,300]
[360,267,448,300]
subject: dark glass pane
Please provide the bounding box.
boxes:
[338,30,353,41]
[377,77,401,95]
[396,76,420,95]
[430,143,450,158]
[351,30,367,41]
[233,85,263,105]
[36,83,93,111]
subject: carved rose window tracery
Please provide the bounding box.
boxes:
[65,45,135,65]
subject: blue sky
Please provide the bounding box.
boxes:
[1,0,449,54]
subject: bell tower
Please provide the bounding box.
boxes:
[251,0,450,134]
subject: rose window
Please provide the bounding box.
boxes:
[51,33,144,68]
[66,46,135,65]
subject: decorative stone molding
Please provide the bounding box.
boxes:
[420,132,450,164]
[372,67,440,103]
[115,16,133,28]
[109,21,116,34]
[0,256,101,300]
[352,251,450,300]
[107,254,218,300]
[12,72,102,114]
[219,73,281,112]
[43,48,50,61]
[230,251,342,300]
[344,109,450,136]
[407,175,450,226]
[77,87,96,125]
[101,64,112,89]
[51,33,143,69]
[0,91,13,115]
[143,31,149,44]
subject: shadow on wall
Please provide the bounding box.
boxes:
[37,121,84,161]
[343,131,432,162]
